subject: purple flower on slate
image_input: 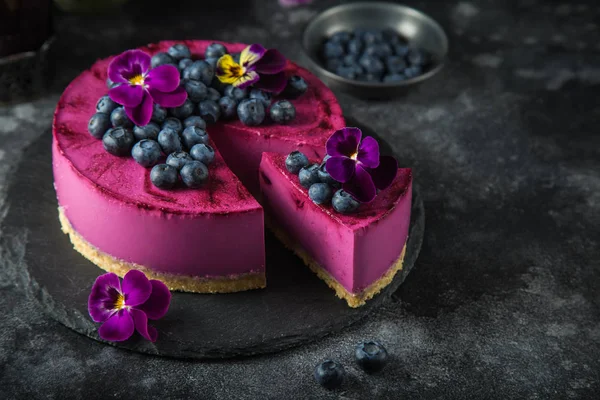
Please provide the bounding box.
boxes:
[108,50,187,126]
[88,270,171,342]
[326,127,398,203]
[216,44,287,93]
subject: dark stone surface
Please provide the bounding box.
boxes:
[5,128,423,359]
[1,0,599,398]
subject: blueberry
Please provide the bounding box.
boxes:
[325,58,343,72]
[332,189,360,214]
[237,99,265,126]
[207,87,221,102]
[347,38,363,55]
[323,41,345,59]
[309,183,333,205]
[385,56,407,74]
[88,113,112,139]
[298,164,320,188]
[106,77,120,89]
[363,30,383,45]
[198,100,221,123]
[205,43,228,59]
[393,44,410,57]
[151,104,168,124]
[342,54,358,66]
[190,143,215,165]
[102,127,134,156]
[180,161,209,188]
[178,58,193,72]
[158,129,182,154]
[318,162,339,186]
[150,164,178,189]
[181,126,209,149]
[96,95,118,114]
[162,117,183,134]
[336,65,359,80]
[131,139,162,167]
[169,99,194,120]
[167,44,191,61]
[151,52,176,68]
[382,28,403,45]
[355,341,388,373]
[218,96,238,119]
[362,45,379,57]
[183,116,207,130]
[110,107,133,128]
[361,72,383,82]
[210,76,228,94]
[407,49,429,66]
[166,151,194,170]
[383,74,406,83]
[133,122,160,141]
[249,89,271,108]
[281,75,308,99]
[359,55,385,75]
[330,31,352,44]
[205,57,219,69]
[314,360,344,390]
[403,65,423,79]
[374,43,393,58]
[184,80,208,102]
[285,151,309,174]
[183,60,213,85]
[223,85,247,102]
[270,100,296,124]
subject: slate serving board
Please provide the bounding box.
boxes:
[5,120,424,359]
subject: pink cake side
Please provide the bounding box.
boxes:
[259,153,412,294]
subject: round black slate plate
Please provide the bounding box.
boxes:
[4,120,424,359]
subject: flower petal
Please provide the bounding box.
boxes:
[98,309,135,342]
[326,127,362,158]
[109,84,144,107]
[88,273,122,323]
[357,136,380,168]
[240,44,266,68]
[148,86,187,108]
[125,91,154,126]
[366,155,398,190]
[145,64,180,92]
[216,54,242,84]
[253,71,287,93]
[253,49,287,74]
[108,50,151,84]
[326,156,356,183]
[343,165,377,203]
[234,70,260,89]
[130,309,158,342]
[137,280,172,320]
[121,270,152,307]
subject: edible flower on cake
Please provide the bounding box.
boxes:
[216,44,287,93]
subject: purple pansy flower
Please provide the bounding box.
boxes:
[108,50,187,126]
[326,127,398,203]
[88,270,171,342]
[216,44,287,93]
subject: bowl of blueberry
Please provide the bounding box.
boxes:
[302,2,448,97]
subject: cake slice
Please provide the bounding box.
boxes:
[259,153,412,307]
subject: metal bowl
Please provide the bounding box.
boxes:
[302,2,449,98]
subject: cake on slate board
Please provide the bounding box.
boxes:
[52,40,412,307]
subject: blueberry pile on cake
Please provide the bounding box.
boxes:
[53,40,411,307]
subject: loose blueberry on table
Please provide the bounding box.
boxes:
[88,41,311,189]
[321,28,432,82]
[314,360,345,390]
[355,341,389,373]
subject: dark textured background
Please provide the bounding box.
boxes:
[1,0,599,398]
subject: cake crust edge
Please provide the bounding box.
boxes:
[58,207,266,294]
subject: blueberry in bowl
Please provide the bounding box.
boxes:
[302,2,448,97]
